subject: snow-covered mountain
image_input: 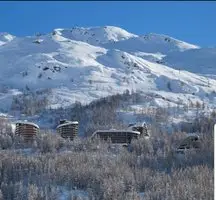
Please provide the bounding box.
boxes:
[0,26,216,116]
[0,32,15,46]
[53,26,138,46]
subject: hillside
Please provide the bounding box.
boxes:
[163,47,216,76]
[0,26,215,127]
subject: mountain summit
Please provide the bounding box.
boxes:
[53,26,138,45]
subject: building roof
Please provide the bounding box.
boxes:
[91,129,140,138]
[186,133,200,138]
[128,121,147,129]
[56,121,79,129]
[15,121,39,129]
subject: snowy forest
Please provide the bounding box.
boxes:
[0,92,214,200]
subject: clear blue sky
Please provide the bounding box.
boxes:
[1,1,215,47]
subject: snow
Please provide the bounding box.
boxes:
[133,51,166,62]
[15,120,40,129]
[0,25,215,128]
[139,192,145,199]
[102,33,199,55]
[0,89,22,112]
[0,32,15,46]
[56,121,78,129]
[58,186,89,200]
[163,47,216,76]
[11,123,16,133]
[54,26,138,46]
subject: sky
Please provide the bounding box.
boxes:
[0,1,216,47]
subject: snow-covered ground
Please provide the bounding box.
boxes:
[58,186,89,200]
[0,26,215,128]
[163,47,216,76]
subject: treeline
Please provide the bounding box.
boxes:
[40,91,149,136]
[41,90,214,137]
[10,89,51,116]
[9,89,212,136]
[180,110,216,133]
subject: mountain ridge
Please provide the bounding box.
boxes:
[0,25,215,116]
